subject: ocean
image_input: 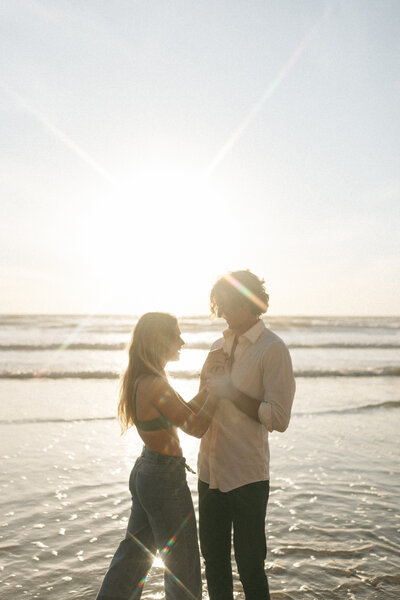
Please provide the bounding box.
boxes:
[1,314,399,599]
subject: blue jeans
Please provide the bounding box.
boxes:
[198,479,270,600]
[96,447,202,600]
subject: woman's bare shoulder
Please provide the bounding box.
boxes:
[138,374,171,400]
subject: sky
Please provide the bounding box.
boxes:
[1,0,399,316]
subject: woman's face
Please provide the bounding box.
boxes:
[166,323,185,362]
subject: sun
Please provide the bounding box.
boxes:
[74,163,233,314]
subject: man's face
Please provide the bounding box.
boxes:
[215,291,249,330]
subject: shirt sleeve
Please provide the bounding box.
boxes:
[258,340,295,432]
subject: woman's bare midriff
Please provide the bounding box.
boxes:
[137,427,183,456]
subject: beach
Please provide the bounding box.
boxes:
[1,315,399,599]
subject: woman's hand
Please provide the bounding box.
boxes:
[207,374,237,400]
[202,348,229,377]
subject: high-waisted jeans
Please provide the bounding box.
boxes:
[96,447,202,600]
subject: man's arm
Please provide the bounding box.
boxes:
[208,340,295,432]
[207,375,261,422]
[258,340,295,432]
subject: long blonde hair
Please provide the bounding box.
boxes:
[118,312,178,433]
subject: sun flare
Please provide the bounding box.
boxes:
[75,164,235,315]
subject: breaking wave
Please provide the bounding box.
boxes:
[1,342,400,351]
[1,367,400,380]
[2,400,399,426]
[297,399,400,416]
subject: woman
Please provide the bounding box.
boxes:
[96,312,223,600]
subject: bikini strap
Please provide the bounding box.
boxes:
[133,375,146,423]
[133,374,166,422]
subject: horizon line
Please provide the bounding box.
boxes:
[0,312,399,318]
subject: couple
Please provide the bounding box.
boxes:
[96,270,295,600]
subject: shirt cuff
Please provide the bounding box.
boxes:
[258,402,272,431]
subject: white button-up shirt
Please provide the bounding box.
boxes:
[198,320,295,492]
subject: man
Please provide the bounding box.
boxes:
[198,270,295,600]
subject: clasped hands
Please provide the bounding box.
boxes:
[202,348,237,400]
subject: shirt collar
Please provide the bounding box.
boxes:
[223,319,266,345]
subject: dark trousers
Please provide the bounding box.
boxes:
[198,479,270,600]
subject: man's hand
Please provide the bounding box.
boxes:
[208,374,262,422]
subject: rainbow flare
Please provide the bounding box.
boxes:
[126,513,199,600]
[223,273,268,313]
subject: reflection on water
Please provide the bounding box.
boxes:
[1,408,400,599]
[1,315,400,598]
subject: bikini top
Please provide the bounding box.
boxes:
[133,376,173,432]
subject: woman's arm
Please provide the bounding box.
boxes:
[198,347,229,392]
[178,348,229,436]
[180,392,219,438]
[186,386,208,413]
[148,378,218,438]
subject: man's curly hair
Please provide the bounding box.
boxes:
[210,270,269,317]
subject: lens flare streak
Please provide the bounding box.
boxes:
[205,5,333,176]
[0,81,117,186]
[160,511,192,558]
[127,516,200,600]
